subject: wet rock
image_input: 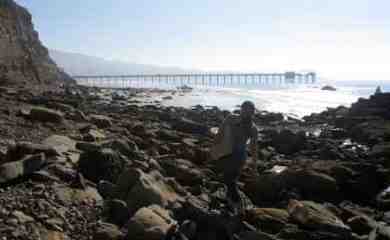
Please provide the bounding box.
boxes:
[116,168,183,214]
[287,200,351,236]
[90,114,112,128]
[78,148,125,183]
[93,222,124,240]
[245,208,290,234]
[0,153,45,183]
[127,205,176,240]
[103,199,130,226]
[178,220,197,240]
[29,106,64,123]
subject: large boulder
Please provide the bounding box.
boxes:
[0,153,45,183]
[29,107,64,123]
[246,167,339,204]
[78,148,125,183]
[127,205,176,240]
[265,129,307,155]
[116,168,183,214]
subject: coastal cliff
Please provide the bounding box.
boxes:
[0,0,72,88]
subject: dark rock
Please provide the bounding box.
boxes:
[172,117,209,135]
[98,180,117,199]
[29,107,64,123]
[346,216,372,235]
[265,129,307,155]
[90,114,112,128]
[322,85,337,91]
[103,199,130,227]
[78,148,125,183]
[76,141,101,152]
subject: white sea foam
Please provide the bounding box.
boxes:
[161,84,372,118]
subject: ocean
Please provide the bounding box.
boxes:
[157,80,390,118]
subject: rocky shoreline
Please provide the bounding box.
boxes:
[0,85,390,240]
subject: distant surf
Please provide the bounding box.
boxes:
[159,80,390,118]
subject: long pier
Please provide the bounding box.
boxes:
[73,72,316,89]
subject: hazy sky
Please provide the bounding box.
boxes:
[17,0,390,80]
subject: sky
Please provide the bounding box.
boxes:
[17,0,390,80]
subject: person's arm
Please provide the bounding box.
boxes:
[250,126,259,169]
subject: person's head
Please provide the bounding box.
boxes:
[240,101,255,123]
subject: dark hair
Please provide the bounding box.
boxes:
[241,100,255,110]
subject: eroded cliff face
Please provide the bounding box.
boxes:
[0,0,72,88]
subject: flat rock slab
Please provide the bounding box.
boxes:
[42,135,77,155]
[53,185,102,204]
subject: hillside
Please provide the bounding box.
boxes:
[0,0,72,88]
[50,49,197,76]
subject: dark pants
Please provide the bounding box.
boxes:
[221,148,247,203]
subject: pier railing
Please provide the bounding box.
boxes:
[73,72,316,89]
